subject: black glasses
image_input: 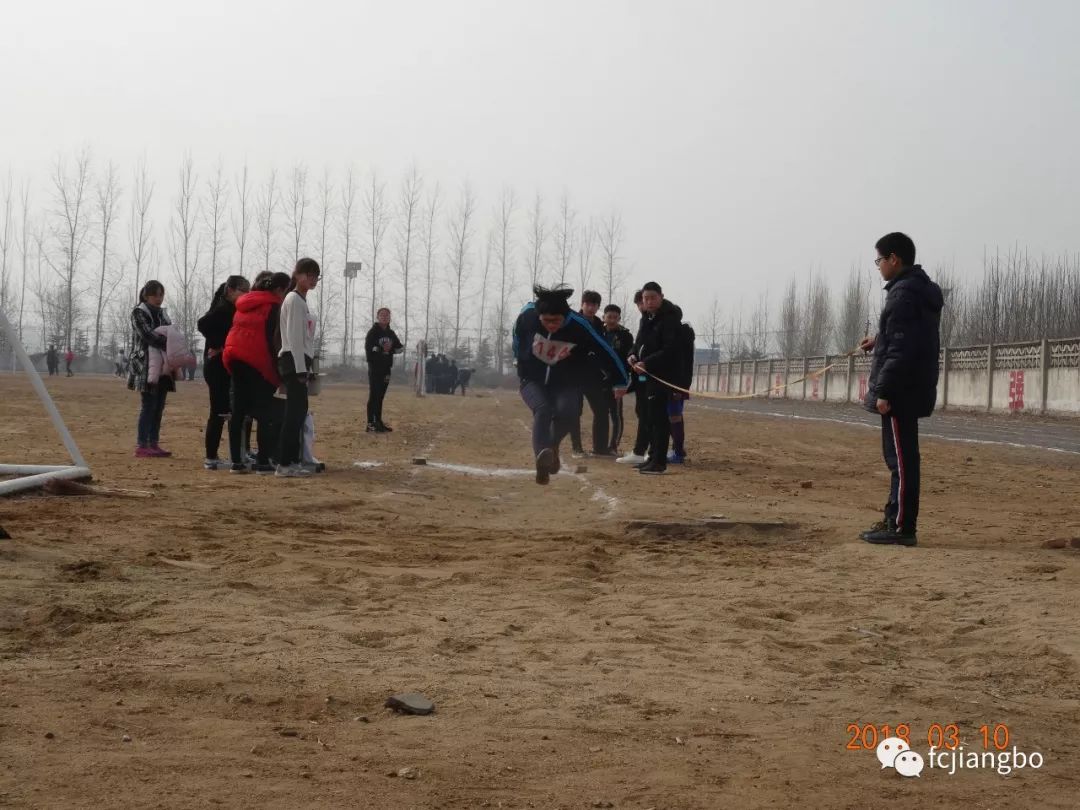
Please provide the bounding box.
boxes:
[874,256,887,267]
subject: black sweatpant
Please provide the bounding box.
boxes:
[881,413,921,533]
[228,362,277,465]
[204,354,231,460]
[633,387,650,456]
[646,384,670,466]
[367,367,391,425]
[608,391,624,452]
[278,374,309,466]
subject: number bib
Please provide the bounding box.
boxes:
[532,334,576,366]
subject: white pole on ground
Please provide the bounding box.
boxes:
[0,309,91,493]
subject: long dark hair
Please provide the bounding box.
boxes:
[139,280,165,304]
[288,257,321,292]
[254,272,291,293]
[208,275,249,311]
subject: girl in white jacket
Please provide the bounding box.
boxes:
[275,258,320,477]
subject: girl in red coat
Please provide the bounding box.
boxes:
[222,272,290,474]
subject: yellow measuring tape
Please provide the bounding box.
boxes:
[641,346,864,401]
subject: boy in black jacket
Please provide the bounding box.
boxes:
[365,307,404,432]
[629,281,684,474]
[860,233,944,546]
[514,286,629,485]
[602,304,635,454]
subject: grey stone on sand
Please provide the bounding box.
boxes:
[385,693,435,715]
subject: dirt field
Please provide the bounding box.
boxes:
[2,374,1079,809]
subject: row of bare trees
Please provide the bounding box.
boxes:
[694,251,1080,363]
[0,151,631,374]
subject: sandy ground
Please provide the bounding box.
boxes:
[1,374,1079,809]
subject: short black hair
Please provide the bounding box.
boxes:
[294,257,321,277]
[581,290,601,306]
[377,306,390,316]
[255,272,291,292]
[633,289,643,304]
[604,304,621,316]
[875,232,916,266]
[533,284,573,316]
[139,280,165,302]
[642,281,663,295]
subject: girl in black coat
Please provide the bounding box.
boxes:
[197,275,250,469]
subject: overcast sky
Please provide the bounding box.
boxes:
[4,0,1080,321]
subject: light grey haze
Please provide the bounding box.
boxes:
[4,0,1080,322]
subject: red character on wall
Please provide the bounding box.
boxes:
[1008,370,1025,411]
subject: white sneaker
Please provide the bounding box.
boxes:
[203,458,223,471]
[615,452,646,465]
[275,463,312,478]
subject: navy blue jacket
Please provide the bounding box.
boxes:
[514,305,629,390]
[865,265,944,418]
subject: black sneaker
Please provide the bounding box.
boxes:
[252,463,275,475]
[638,462,667,475]
[862,529,917,547]
[535,448,555,485]
[229,463,249,474]
[859,520,896,540]
[376,422,393,432]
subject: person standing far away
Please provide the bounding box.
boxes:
[198,274,250,470]
[46,345,59,376]
[859,232,943,547]
[364,307,403,432]
[128,280,175,458]
[629,281,684,475]
[64,348,75,377]
[601,304,635,456]
[275,258,320,478]
[448,358,459,394]
[513,285,629,485]
[617,289,652,465]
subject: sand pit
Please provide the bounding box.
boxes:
[2,374,1079,808]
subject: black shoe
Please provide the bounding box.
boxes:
[535,448,554,485]
[229,463,249,474]
[862,529,917,547]
[376,422,393,432]
[252,463,275,475]
[859,520,896,540]
[638,462,667,475]
[551,448,561,475]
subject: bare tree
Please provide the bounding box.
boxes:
[92,161,123,358]
[477,227,494,363]
[48,147,93,350]
[446,183,476,353]
[364,170,391,322]
[493,186,517,374]
[168,155,202,342]
[128,157,155,310]
[577,217,595,295]
[778,278,800,357]
[394,165,422,366]
[597,209,624,304]
[203,159,229,291]
[747,290,771,359]
[800,273,831,356]
[704,294,723,359]
[255,168,278,274]
[285,164,309,266]
[835,267,868,353]
[232,162,252,276]
[314,168,334,355]
[339,166,358,363]
[0,168,12,318]
[525,192,546,289]
[15,181,32,342]
[552,190,576,286]
[421,182,441,344]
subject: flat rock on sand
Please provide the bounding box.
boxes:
[385,693,435,715]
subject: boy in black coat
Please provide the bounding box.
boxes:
[860,232,944,546]
[629,281,684,475]
[365,307,403,432]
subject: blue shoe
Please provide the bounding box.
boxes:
[667,452,686,464]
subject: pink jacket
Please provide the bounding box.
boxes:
[148,325,196,383]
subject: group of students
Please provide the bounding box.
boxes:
[513,280,695,484]
[423,354,473,395]
[127,258,321,478]
[44,345,75,377]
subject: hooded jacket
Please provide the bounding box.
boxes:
[865,265,944,418]
[224,291,282,386]
[634,299,685,383]
[513,304,630,390]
